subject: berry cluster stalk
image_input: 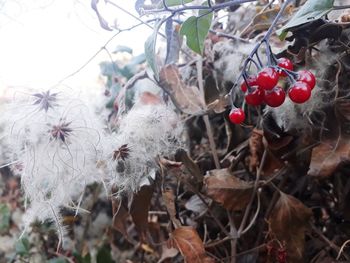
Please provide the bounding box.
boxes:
[229,0,294,106]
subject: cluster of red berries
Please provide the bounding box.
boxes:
[229,58,316,125]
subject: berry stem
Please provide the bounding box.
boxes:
[229,0,293,106]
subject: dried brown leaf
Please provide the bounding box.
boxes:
[158,245,179,263]
[248,129,264,172]
[129,184,154,241]
[159,65,205,114]
[159,157,182,169]
[241,5,294,37]
[175,149,203,183]
[162,187,181,228]
[112,198,129,239]
[204,168,254,211]
[167,226,213,263]
[269,192,313,263]
[308,138,350,177]
[207,96,229,114]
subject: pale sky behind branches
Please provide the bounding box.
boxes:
[0,0,150,91]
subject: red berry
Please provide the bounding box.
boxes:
[277,58,293,77]
[257,67,279,90]
[240,76,257,92]
[288,81,311,103]
[229,108,245,124]
[297,70,316,90]
[264,86,286,107]
[245,87,264,106]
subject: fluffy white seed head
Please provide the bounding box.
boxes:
[103,102,183,194]
[1,87,106,241]
[266,47,338,132]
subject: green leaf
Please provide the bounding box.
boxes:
[277,0,335,38]
[0,203,10,233]
[73,251,91,263]
[129,53,146,66]
[15,238,30,257]
[144,19,166,80]
[47,257,68,263]
[99,62,119,77]
[96,246,114,263]
[180,4,213,54]
[164,0,194,7]
[113,45,133,54]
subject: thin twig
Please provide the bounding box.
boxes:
[240,0,276,37]
[240,189,261,235]
[205,236,231,248]
[311,223,350,261]
[229,0,294,105]
[51,21,150,87]
[237,149,267,236]
[333,5,350,10]
[236,244,266,257]
[196,57,221,169]
[209,29,250,43]
[106,0,164,37]
[227,211,238,263]
[337,239,350,260]
[184,181,232,237]
[143,0,257,14]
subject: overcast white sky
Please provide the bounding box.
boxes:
[0,0,151,91]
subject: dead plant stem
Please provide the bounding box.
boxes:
[196,57,221,169]
[311,223,350,260]
[227,211,238,263]
[238,149,267,235]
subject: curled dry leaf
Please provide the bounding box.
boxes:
[159,65,205,114]
[175,149,203,183]
[162,187,181,228]
[308,138,350,177]
[248,129,264,173]
[268,192,313,263]
[206,95,229,114]
[167,226,213,263]
[159,157,182,169]
[204,168,254,211]
[242,4,294,37]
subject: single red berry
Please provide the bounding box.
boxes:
[277,58,293,77]
[245,87,264,106]
[240,76,257,92]
[257,67,279,90]
[264,86,286,107]
[297,70,316,90]
[229,108,245,124]
[288,81,311,103]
